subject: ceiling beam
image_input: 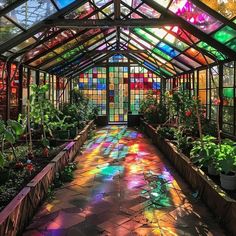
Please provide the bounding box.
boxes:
[44,18,180,28]
[0,0,88,54]
[114,0,121,49]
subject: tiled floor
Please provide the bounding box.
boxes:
[23,126,225,236]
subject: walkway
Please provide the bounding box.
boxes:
[23,126,225,236]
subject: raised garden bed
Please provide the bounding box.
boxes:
[0,120,94,236]
[140,119,236,236]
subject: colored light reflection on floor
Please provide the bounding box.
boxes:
[23,126,225,236]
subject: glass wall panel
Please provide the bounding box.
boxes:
[78,67,107,115]
[222,62,235,134]
[130,66,161,115]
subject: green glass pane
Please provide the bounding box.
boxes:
[152,48,172,61]
[197,41,227,60]
[159,68,173,76]
[134,28,159,45]
[226,38,236,52]
[223,88,234,98]
[164,34,189,51]
[212,26,236,43]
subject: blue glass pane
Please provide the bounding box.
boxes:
[143,61,157,72]
[55,0,75,8]
[157,42,180,57]
[153,82,160,89]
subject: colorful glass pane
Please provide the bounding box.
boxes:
[200,0,236,20]
[156,42,180,57]
[78,67,107,115]
[169,0,223,33]
[197,41,227,60]
[212,26,236,43]
[226,38,236,52]
[55,0,75,9]
[109,66,128,122]
[130,66,160,114]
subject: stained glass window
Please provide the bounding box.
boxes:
[169,0,223,34]
[109,66,128,122]
[78,67,107,115]
[222,62,235,134]
[130,66,161,115]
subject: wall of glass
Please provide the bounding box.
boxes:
[77,64,161,120]
[168,61,236,137]
[78,67,107,116]
[0,61,71,120]
[130,66,161,115]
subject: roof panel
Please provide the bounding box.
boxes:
[169,0,223,33]
[7,0,57,29]
[0,16,22,45]
[55,0,76,9]
[200,0,236,20]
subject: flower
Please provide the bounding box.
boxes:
[26,163,34,173]
[213,98,221,106]
[185,110,192,117]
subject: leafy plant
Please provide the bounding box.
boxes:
[215,139,236,175]
[190,135,218,168]
[0,119,24,168]
[174,128,193,156]
[157,127,176,140]
[60,162,77,182]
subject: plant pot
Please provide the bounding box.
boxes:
[208,164,219,176]
[220,172,236,190]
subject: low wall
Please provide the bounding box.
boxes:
[140,119,236,236]
[0,120,94,236]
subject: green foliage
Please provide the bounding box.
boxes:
[157,127,176,140]
[215,139,236,175]
[174,128,193,156]
[0,119,24,168]
[30,84,60,136]
[60,162,77,182]
[62,90,98,129]
[140,91,167,124]
[190,135,217,168]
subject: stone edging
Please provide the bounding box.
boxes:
[141,119,236,236]
[0,120,94,236]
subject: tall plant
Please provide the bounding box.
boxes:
[0,119,24,168]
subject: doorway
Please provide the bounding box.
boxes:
[108,66,129,123]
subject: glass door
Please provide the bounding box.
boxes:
[108,66,129,123]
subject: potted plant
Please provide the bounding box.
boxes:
[215,139,236,190]
[190,135,219,175]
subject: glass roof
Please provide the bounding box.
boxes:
[0,0,235,78]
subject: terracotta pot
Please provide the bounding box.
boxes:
[220,172,236,190]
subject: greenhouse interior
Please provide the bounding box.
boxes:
[0,0,236,235]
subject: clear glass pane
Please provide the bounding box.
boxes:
[7,0,57,29]
[0,17,22,45]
